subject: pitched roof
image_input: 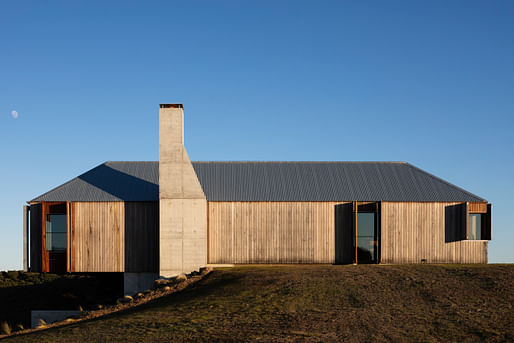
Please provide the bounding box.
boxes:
[30,161,485,203]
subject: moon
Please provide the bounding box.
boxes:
[11,110,18,119]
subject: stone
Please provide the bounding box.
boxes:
[118,295,133,304]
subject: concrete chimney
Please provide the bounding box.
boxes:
[159,104,207,277]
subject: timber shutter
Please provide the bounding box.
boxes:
[29,203,42,272]
[481,204,492,240]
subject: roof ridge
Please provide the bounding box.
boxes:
[191,161,408,164]
[106,161,157,163]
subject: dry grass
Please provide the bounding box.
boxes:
[3,264,514,342]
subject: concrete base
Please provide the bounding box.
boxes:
[31,310,81,328]
[124,272,158,295]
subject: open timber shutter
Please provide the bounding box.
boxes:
[29,204,42,272]
[461,202,469,240]
[481,204,492,240]
[352,201,357,264]
[335,203,354,264]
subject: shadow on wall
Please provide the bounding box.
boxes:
[445,203,466,243]
[78,164,158,201]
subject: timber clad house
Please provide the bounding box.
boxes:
[24,104,492,293]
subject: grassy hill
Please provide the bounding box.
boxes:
[3,265,513,342]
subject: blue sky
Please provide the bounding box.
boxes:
[0,1,513,269]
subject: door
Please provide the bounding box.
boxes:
[42,202,68,273]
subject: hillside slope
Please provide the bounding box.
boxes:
[4,265,513,342]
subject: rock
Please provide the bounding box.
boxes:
[0,321,11,335]
[35,319,46,329]
[201,267,213,274]
[163,286,172,291]
[118,295,133,304]
[154,279,168,288]
[176,273,187,281]
[134,292,144,298]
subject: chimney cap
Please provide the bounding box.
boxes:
[160,104,183,109]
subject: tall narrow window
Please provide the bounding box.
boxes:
[356,212,377,263]
[46,214,67,251]
[469,213,482,240]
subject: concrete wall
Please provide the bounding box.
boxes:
[159,105,207,277]
[31,310,81,328]
[124,272,158,295]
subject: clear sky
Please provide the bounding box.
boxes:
[1,1,513,270]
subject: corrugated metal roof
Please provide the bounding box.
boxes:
[30,161,486,203]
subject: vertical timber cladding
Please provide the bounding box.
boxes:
[70,202,125,272]
[208,202,352,264]
[381,202,488,264]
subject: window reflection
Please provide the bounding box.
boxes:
[469,213,482,240]
[46,214,67,251]
[357,212,377,263]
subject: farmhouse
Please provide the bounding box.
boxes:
[23,104,491,292]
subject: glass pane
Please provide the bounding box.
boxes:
[46,214,67,251]
[357,213,375,236]
[357,236,376,262]
[47,214,67,233]
[47,233,67,251]
[469,214,482,240]
[357,213,376,263]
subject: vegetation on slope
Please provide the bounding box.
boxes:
[3,265,514,342]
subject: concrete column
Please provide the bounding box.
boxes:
[159,104,207,278]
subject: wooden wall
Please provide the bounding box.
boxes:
[124,202,159,272]
[208,201,351,264]
[70,202,125,272]
[381,202,488,264]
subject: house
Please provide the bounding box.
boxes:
[23,104,492,293]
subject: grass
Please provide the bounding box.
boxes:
[3,264,514,342]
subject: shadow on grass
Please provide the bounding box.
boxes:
[0,273,123,330]
[10,271,244,338]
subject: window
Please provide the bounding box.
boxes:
[46,214,67,251]
[469,213,482,240]
[356,212,377,263]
